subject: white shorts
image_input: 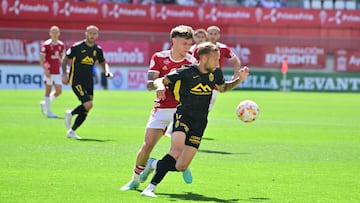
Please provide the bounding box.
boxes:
[45,74,62,85]
[146,108,176,130]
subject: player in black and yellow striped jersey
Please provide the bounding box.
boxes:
[61,25,113,139]
[140,42,249,197]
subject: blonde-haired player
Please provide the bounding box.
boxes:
[39,26,65,118]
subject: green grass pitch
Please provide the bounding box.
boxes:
[0,90,359,203]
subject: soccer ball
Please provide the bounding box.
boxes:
[236,100,259,123]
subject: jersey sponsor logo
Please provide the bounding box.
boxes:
[191,83,212,95]
[81,50,86,53]
[93,50,96,56]
[192,75,200,79]
[163,58,171,65]
[81,56,94,65]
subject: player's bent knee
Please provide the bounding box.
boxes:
[83,102,93,111]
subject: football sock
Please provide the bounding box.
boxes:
[150,154,177,185]
[72,112,88,131]
[134,165,145,175]
[44,96,51,113]
[72,105,85,115]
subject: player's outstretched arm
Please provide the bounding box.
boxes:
[218,66,249,92]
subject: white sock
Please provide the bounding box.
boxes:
[44,97,51,114]
[133,173,140,183]
[151,160,158,169]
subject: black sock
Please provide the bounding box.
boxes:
[72,105,85,115]
[72,111,88,131]
[150,154,177,185]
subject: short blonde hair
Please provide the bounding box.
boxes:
[197,42,218,56]
[50,26,60,32]
[86,25,99,32]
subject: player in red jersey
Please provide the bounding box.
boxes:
[39,26,65,118]
[189,28,207,55]
[193,25,242,111]
[120,25,196,191]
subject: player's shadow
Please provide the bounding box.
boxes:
[47,116,64,120]
[198,149,249,155]
[77,138,115,142]
[158,192,270,202]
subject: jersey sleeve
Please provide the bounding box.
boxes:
[148,53,160,73]
[40,43,47,55]
[214,68,225,86]
[97,47,106,63]
[66,45,77,58]
[224,46,236,59]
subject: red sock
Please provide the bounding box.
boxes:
[134,165,145,175]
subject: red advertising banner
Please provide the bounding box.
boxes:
[1,0,360,29]
[260,46,326,68]
[0,38,149,65]
[226,44,326,69]
[97,41,149,65]
[0,37,329,69]
[0,38,41,63]
[335,49,360,72]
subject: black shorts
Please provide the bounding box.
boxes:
[71,83,93,103]
[172,112,208,149]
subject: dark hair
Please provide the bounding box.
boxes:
[170,25,194,40]
[197,42,218,56]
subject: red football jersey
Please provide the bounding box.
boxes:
[149,50,196,108]
[40,39,65,74]
[193,42,236,68]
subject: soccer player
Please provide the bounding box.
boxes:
[189,28,207,55]
[193,26,242,111]
[61,25,112,139]
[39,26,65,118]
[141,42,249,198]
[120,25,196,191]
